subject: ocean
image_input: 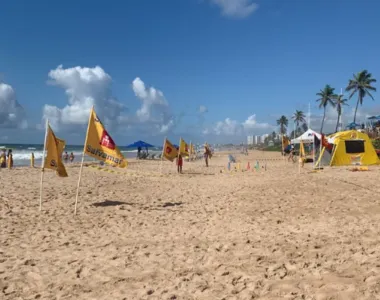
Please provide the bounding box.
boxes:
[0,144,164,167]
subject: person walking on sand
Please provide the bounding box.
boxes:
[288,144,296,163]
[69,152,75,163]
[176,153,183,173]
[204,144,211,167]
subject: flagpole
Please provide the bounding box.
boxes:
[160,137,166,174]
[74,106,93,215]
[39,119,49,211]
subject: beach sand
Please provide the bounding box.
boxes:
[1,150,380,299]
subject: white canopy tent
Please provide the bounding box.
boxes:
[291,129,321,144]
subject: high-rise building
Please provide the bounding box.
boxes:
[247,135,254,145]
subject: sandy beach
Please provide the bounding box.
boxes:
[1,150,380,299]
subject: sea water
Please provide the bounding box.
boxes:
[0,144,164,167]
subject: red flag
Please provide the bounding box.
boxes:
[100,130,116,150]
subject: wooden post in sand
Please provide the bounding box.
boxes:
[74,106,92,215]
[39,119,49,211]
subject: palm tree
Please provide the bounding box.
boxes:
[345,70,376,124]
[276,115,288,135]
[316,85,336,133]
[333,94,348,132]
[292,110,306,134]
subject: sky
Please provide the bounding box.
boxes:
[0,0,379,145]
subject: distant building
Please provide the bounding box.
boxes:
[247,135,254,145]
[254,135,260,144]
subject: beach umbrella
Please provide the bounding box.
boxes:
[126,140,155,149]
[368,116,377,120]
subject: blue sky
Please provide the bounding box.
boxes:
[0,0,379,145]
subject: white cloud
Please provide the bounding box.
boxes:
[199,105,208,113]
[210,0,258,19]
[205,114,274,137]
[132,77,174,133]
[243,114,273,131]
[214,118,243,135]
[0,83,27,129]
[43,65,124,131]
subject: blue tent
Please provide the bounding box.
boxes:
[126,140,155,149]
[346,122,361,129]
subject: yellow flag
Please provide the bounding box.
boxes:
[44,125,68,177]
[300,139,306,158]
[162,138,178,162]
[282,136,290,148]
[84,108,127,167]
[190,143,195,155]
[179,138,189,156]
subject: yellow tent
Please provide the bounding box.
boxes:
[316,130,379,167]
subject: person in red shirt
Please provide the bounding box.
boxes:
[176,153,183,173]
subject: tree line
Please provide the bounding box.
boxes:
[276,70,377,136]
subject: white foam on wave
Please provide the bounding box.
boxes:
[12,151,84,161]
[12,149,160,161]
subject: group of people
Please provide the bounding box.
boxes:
[62,151,75,163]
[0,149,13,169]
[176,144,212,173]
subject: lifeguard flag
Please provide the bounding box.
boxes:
[179,138,189,156]
[163,138,178,162]
[84,108,127,168]
[190,143,195,154]
[282,136,290,148]
[300,139,306,158]
[44,125,68,177]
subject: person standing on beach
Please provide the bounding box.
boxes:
[176,154,183,173]
[204,144,211,167]
[63,151,68,163]
[69,152,75,163]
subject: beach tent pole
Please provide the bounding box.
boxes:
[160,137,166,174]
[74,106,93,215]
[39,119,49,211]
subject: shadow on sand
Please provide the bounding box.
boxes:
[92,200,133,207]
[162,202,183,208]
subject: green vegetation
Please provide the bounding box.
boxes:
[262,145,282,152]
[316,84,336,133]
[276,116,288,135]
[333,94,348,132]
[372,139,380,150]
[346,70,377,123]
